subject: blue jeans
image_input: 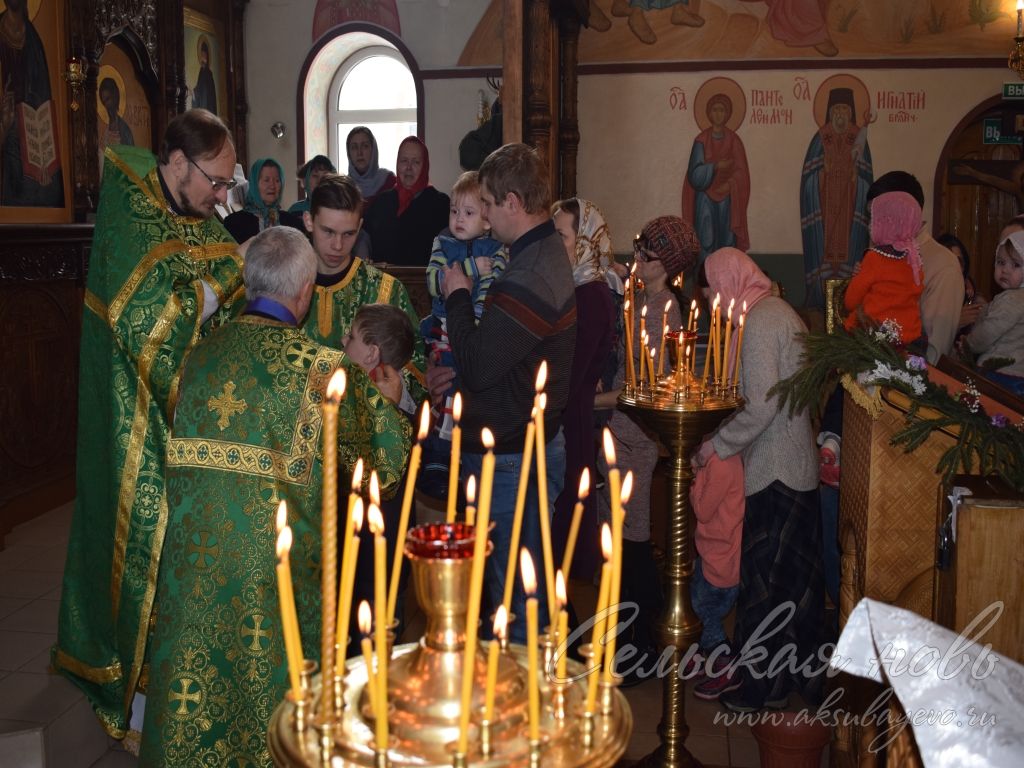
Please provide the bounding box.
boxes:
[462,429,566,644]
[690,557,738,652]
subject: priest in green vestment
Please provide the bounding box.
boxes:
[300,173,428,413]
[138,227,411,767]
[54,110,247,740]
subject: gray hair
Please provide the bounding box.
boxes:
[243,227,317,302]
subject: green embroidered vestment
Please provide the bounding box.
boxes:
[54,146,244,737]
[138,316,411,766]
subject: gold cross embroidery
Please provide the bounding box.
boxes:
[169,677,202,715]
[207,381,247,430]
[241,614,273,652]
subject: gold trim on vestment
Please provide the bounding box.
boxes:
[52,648,123,684]
[111,297,185,622]
[126,492,168,722]
[315,257,363,338]
[107,241,188,326]
[378,271,395,304]
[167,438,310,484]
[84,289,109,322]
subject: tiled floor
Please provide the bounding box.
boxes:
[0,502,815,767]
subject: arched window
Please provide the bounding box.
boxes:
[329,47,416,172]
[300,29,422,178]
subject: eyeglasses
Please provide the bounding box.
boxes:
[633,242,658,264]
[187,156,237,191]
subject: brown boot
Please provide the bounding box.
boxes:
[589,0,612,31]
[628,9,656,44]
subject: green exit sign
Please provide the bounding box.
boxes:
[1003,82,1024,99]
[983,118,1022,145]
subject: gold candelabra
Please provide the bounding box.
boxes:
[618,354,740,768]
[268,522,632,766]
[63,57,86,112]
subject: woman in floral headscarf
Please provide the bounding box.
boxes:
[551,198,617,579]
[223,158,305,243]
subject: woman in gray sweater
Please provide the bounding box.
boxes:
[692,247,824,713]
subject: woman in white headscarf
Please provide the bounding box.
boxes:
[551,198,617,580]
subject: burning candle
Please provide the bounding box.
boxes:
[585,524,613,713]
[560,468,591,579]
[446,392,463,523]
[648,346,657,388]
[503,408,536,614]
[387,404,429,624]
[711,293,722,382]
[687,299,696,331]
[555,570,569,682]
[483,605,507,722]
[533,362,557,629]
[658,299,671,374]
[368,504,388,751]
[601,429,623,684]
[336,498,364,678]
[639,306,648,384]
[457,428,495,755]
[464,474,477,526]
[335,456,364,663]
[357,601,379,715]
[658,322,669,378]
[623,297,636,390]
[275,509,303,701]
[320,370,344,719]
[722,298,735,386]
[732,312,746,387]
[521,550,541,742]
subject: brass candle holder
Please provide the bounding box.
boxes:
[618,358,740,768]
[268,522,632,766]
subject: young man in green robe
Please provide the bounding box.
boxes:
[301,173,428,413]
[138,226,411,767]
[54,109,247,742]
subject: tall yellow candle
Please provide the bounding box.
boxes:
[560,467,590,579]
[465,474,477,527]
[336,458,363,660]
[521,550,541,742]
[712,293,722,382]
[368,504,389,751]
[532,363,557,629]
[335,499,364,679]
[502,415,536,614]
[387,403,429,623]
[687,299,696,331]
[446,392,463,523]
[658,323,669,378]
[639,306,648,385]
[275,522,303,701]
[357,601,379,715]
[732,312,746,387]
[623,298,636,390]
[648,346,657,388]
[483,605,507,722]
[601,430,624,684]
[320,370,344,720]
[585,525,613,713]
[722,299,735,386]
[555,571,569,682]
[457,428,496,755]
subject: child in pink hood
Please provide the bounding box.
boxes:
[689,451,744,700]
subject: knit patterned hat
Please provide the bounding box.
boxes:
[637,216,700,279]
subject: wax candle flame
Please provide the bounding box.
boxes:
[352,498,364,532]
[555,570,567,607]
[369,471,380,508]
[694,307,700,321]
[578,466,591,498]
[743,300,747,312]
[621,470,634,504]
[1018,0,1022,11]
[417,402,430,440]
[481,428,495,450]
[357,600,372,635]
[493,604,507,638]
[520,549,537,594]
[452,391,462,422]
[327,369,346,401]
[663,323,669,334]
[368,504,384,535]
[690,299,697,311]
[602,428,617,466]
[624,299,630,311]
[351,458,364,491]
[466,474,477,503]
[664,300,672,313]
[641,305,648,318]
[538,392,547,411]
[276,525,292,558]
[713,293,721,309]
[535,360,548,393]
[601,523,612,559]
[740,314,745,328]
[275,500,288,533]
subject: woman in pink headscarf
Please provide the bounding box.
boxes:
[691,247,823,713]
[363,136,450,265]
